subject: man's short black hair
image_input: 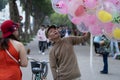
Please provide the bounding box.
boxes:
[45,25,57,38]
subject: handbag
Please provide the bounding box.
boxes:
[5,49,19,64]
[96,47,106,54]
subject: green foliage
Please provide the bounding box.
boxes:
[50,13,72,26]
[20,0,54,16]
[31,0,54,16]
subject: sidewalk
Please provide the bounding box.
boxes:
[21,36,120,80]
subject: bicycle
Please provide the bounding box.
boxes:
[28,57,49,80]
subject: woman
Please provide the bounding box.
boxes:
[94,35,110,74]
[0,20,28,80]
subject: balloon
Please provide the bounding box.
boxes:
[84,14,103,36]
[103,1,117,14]
[109,0,120,11]
[97,10,113,23]
[68,0,85,17]
[75,5,85,17]
[68,13,87,25]
[89,25,103,36]
[113,27,120,40]
[83,14,99,27]
[51,0,68,14]
[71,17,81,25]
[101,22,114,33]
[96,1,118,23]
[86,14,98,26]
[83,0,98,9]
[76,22,89,32]
[68,14,81,25]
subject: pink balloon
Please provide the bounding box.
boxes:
[75,5,85,17]
[83,14,104,36]
[101,1,117,14]
[108,0,120,11]
[89,25,103,36]
[68,14,82,25]
[83,14,99,27]
[71,17,81,25]
[102,22,115,33]
[83,0,98,9]
[68,0,84,17]
[51,0,68,14]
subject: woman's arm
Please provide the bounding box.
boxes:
[18,42,28,67]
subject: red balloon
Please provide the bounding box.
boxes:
[75,5,85,17]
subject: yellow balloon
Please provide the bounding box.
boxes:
[97,10,113,23]
[113,27,120,40]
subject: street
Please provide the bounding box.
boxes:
[21,36,120,80]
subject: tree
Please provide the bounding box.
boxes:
[31,0,54,33]
[9,0,20,22]
[20,0,53,34]
[50,13,72,27]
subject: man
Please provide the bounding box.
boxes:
[45,25,90,80]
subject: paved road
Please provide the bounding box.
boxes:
[21,36,120,80]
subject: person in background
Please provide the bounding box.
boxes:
[64,26,71,37]
[37,25,47,55]
[0,20,28,80]
[109,39,120,59]
[94,35,110,74]
[45,25,90,80]
[57,25,65,38]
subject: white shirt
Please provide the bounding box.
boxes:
[37,29,47,41]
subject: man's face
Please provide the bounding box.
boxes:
[47,28,60,41]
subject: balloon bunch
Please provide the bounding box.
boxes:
[51,0,120,40]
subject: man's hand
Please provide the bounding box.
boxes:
[85,32,91,39]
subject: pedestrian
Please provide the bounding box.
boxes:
[95,35,110,74]
[64,26,71,37]
[45,25,90,80]
[109,39,120,59]
[0,20,28,80]
[37,25,47,55]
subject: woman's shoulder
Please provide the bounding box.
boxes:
[10,40,24,51]
[11,40,23,45]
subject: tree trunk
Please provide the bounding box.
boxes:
[9,0,20,22]
[9,0,23,40]
[23,0,32,42]
[33,9,45,35]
